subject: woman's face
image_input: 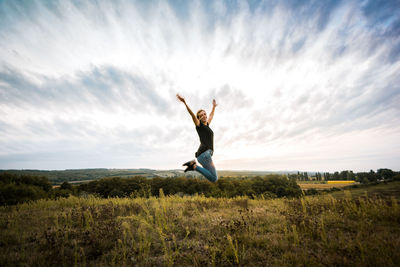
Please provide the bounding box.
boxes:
[198,111,207,123]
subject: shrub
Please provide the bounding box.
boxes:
[77,175,302,199]
[0,173,52,205]
[0,183,47,205]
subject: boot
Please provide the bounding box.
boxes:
[183,160,196,172]
[183,160,196,167]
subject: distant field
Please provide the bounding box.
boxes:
[327,180,355,184]
[331,181,400,199]
[298,181,356,190]
[298,181,400,200]
[295,180,326,184]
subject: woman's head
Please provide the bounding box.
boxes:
[196,109,207,124]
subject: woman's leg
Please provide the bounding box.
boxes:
[195,150,218,182]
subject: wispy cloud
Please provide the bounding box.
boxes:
[0,0,399,171]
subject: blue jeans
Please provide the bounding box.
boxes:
[195,149,218,182]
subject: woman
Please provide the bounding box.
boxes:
[177,94,218,182]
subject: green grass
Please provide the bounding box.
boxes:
[1,184,399,266]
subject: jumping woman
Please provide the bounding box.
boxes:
[176,94,218,183]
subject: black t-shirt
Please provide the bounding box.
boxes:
[195,121,214,157]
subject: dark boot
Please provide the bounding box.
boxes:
[183,160,196,172]
[183,160,196,167]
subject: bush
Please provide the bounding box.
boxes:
[77,175,302,199]
[0,183,47,205]
[0,173,53,205]
[60,181,73,191]
[392,175,400,181]
[0,173,51,192]
[305,188,319,195]
[51,189,71,199]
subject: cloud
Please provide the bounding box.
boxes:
[0,64,178,163]
[0,65,171,114]
[0,0,399,170]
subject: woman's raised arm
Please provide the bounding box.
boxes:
[176,94,200,126]
[207,99,217,125]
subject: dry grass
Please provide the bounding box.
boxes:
[1,187,399,266]
[298,183,353,190]
[330,181,400,199]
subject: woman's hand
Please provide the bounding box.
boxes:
[176,94,186,104]
[212,99,217,108]
[177,94,199,126]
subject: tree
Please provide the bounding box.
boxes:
[339,171,346,180]
[348,171,355,180]
[0,183,47,205]
[368,170,378,182]
[377,169,394,180]
[60,181,73,191]
[333,172,340,180]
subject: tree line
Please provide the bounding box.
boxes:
[1,168,398,184]
[0,173,302,205]
[1,169,399,206]
[77,175,302,199]
[290,168,397,183]
[0,169,156,184]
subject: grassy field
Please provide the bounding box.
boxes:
[1,183,400,266]
[331,181,400,199]
[298,183,352,190]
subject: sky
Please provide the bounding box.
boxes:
[0,0,399,172]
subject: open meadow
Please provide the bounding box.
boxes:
[298,182,355,190]
[1,182,400,266]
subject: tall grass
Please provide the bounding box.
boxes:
[1,191,399,266]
